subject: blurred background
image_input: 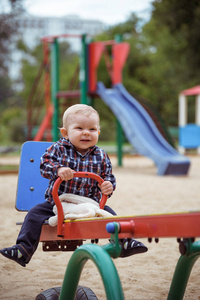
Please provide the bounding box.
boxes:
[0,0,199,152]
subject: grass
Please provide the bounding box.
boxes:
[0,164,19,171]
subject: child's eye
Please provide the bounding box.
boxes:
[76,127,82,130]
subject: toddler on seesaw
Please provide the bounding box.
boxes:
[0,104,147,267]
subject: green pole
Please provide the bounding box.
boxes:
[80,34,90,105]
[115,34,123,166]
[116,121,123,166]
[59,223,123,300]
[59,243,124,300]
[51,38,59,141]
[167,239,200,300]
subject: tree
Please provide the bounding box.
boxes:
[0,0,24,105]
[141,0,200,125]
[0,1,26,143]
[152,0,200,76]
[0,0,24,76]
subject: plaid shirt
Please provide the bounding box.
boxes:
[40,138,116,205]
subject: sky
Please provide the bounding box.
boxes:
[22,0,153,26]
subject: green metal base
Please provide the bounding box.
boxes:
[59,243,124,300]
[58,224,200,300]
[167,239,200,300]
[59,222,124,300]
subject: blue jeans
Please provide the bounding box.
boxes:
[16,201,116,263]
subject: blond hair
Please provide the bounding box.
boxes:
[62,104,100,129]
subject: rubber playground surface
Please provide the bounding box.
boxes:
[0,155,200,299]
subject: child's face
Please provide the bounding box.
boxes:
[62,113,100,155]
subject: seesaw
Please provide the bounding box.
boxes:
[39,176,200,300]
[15,142,200,300]
[42,175,200,240]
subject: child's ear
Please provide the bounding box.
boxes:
[60,127,68,139]
[98,130,100,136]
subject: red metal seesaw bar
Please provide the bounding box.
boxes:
[40,172,200,241]
[40,211,200,241]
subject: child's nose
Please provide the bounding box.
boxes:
[83,129,90,135]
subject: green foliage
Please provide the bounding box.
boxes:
[0,75,13,104]
[58,42,79,90]
[16,39,30,52]
[139,0,200,125]
[0,0,24,73]
[93,98,116,141]
[18,42,43,100]
[0,107,26,143]
[152,0,200,74]
[0,0,24,144]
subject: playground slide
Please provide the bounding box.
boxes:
[96,82,190,175]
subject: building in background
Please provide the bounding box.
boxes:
[10,13,105,89]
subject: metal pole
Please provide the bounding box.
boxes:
[80,34,90,105]
[51,38,59,141]
[115,34,123,166]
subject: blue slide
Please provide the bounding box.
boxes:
[96,82,190,175]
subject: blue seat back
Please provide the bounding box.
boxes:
[16,141,52,211]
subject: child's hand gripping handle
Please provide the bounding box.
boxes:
[52,171,108,237]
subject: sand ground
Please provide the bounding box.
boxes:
[0,155,200,299]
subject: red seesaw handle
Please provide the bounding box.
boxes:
[52,171,108,237]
